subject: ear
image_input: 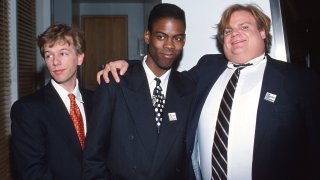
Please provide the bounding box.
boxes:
[77,53,84,66]
[144,30,150,45]
[260,29,266,39]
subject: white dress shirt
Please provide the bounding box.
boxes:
[198,54,266,180]
[142,55,171,98]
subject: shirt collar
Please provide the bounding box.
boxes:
[51,79,83,103]
[227,53,266,69]
[142,55,171,88]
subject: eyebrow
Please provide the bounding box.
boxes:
[153,31,185,37]
[44,48,70,54]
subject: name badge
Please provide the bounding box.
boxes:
[264,92,277,103]
[168,112,177,121]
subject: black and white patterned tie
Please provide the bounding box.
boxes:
[152,78,165,134]
[211,66,246,180]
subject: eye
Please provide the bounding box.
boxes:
[241,25,249,30]
[45,54,53,60]
[60,52,68,56]
[174,35,185,42]
[156,34,166,40]
[224,29,233,36]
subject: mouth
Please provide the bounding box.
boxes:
[231,39,246,45]
[52,69,64,75]
[162,53,174,59]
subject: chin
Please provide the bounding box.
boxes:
[52,77,65,84]
[159,64,172,70]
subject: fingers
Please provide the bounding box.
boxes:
[119,61,129,76]
[97,60,127,85]
[96,70,104,84]
[108,62,120,83]
[102,64,111,83]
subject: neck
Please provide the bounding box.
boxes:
[226,52,266,64]
[60,79,77,93]
[146,58,168,77]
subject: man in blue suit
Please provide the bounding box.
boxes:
[11,24,93,179]
[83,3,195,180]
[185,4,320,180]
[99,3,320,180]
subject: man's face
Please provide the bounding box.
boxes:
[223,10,266,64]
[145,18,185,76]
[43,37,84,90]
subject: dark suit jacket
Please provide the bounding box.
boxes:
[185,54,320,180]
[11,82,93,180]
[83,62,195,180]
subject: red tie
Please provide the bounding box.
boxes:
[68,94,85,150]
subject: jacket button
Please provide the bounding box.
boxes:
[129,135,134,141]
[132,165,137,171]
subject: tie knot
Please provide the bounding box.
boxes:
[233,63,252,75]
[233,63,252,68]
[154,78,161,86]
[68,93,76,102]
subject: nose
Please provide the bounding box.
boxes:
[231,28,240,37]
[164,38,174,49]
[52,56,61,66]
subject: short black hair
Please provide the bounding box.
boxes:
[147,3,186,32]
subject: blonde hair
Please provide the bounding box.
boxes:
[217,4,272,52]
[37,24,85,58]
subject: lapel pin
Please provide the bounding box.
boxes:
[168,112,177,121]
[264,92,277,103]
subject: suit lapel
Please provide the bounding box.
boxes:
[44,83,83,155]
[148,71,189,177]
[192,60,226,134]
[121,64,158,161]
[254,57,286,151]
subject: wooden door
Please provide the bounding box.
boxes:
[82,15,128,90]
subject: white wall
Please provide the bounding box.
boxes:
[163,0,286,71]
[80,3,145,60]
[9,0,18,106]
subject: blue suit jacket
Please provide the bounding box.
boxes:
[185,54,320,180]
[11,82,93,180]
[83,62,195,180]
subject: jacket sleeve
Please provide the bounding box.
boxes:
[11,101,54,180]
[83,79,116,180]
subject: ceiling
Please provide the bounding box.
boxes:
[77,0,144,3]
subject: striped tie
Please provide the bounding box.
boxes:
[211,67,244,180]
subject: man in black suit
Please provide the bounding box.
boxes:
[99,3,320,180]
[83,3,194,180]
[11,24,93,179]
